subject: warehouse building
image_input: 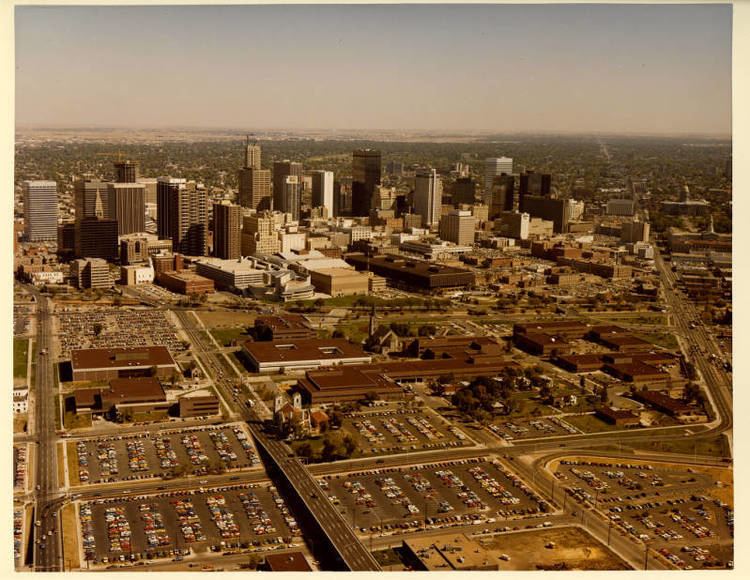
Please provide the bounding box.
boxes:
[70,346,179,382]
[242,338,371,373]
[345,253,475,291]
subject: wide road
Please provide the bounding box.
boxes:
[31,292,63,572]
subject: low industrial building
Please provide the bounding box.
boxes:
[295,367,403,405]
[603,361,670,384]
[513,332,571,356]
[178,391,220,417]
[346,253,475,291]
[253,315,317,341]
[513,320,589,339]
[194,258,265,291]
[260,552,312,572]
[242,338,371,373]
[157,271,215,295]
[402,534,500,571]
[309,267,370,297]
[70,346,179,382]
[631,390,705,422]
[595,406,641,427]
[71,377,169,417]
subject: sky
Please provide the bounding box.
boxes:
[14,4,732,136]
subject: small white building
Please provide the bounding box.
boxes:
[13,387,28,413]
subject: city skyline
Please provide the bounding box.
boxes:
[15,4,732,136]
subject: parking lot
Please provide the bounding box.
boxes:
[317,457,547,537]
[78,482,300,566]
[487,417,578,442]
[341,409,470,456]
[14,505,25,566]
[552,458,733,570]
[57,307,186,359]
[72,424,260,486]
[14,445,28,491]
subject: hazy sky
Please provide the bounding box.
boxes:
[15,4,732,135]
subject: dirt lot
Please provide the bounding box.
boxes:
[62,503,80,570]
[481,526,630,570]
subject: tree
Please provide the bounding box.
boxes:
[363,391,379,404]
[418,325,437,337]
[93,323,103,337]
[421,349,436,360]
[314,298,325,310]
[599,386,609,404]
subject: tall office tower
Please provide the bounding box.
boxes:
[74,179,108,220]
[281,176,301,220]
[386,160,403,177]
[310,170,334,215]
[241,213,281,257]
[439,210,476,246]
[70,258,113,289]
[238,168,272,210]
[137,177,158,205]
[351,149,381,216]
[238,138,272,210]
[414,169,443,228]
[452,177,477,206]
[212,202,242,260]
[483,157,513,198]
[244,135,262,170]
[490,173,516,218]
[75,217,119,261]
[57,223,76,259]
[272,161,303,212]
[333,181,351,217]
[157,177,186,239]
[114,161,138,183]
[518,171,551,212]
[107,182,146,235]
[157,177,208,256]
[23,180,58,241]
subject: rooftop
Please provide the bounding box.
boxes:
[71,346,177,370]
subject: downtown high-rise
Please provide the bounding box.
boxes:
[414,169,443,228]
[272,161,303,217]
[238,137,271,210]
[212,202,242,260]
[351,149,381,217]
[23,180,58,241]
[157,177,208,256]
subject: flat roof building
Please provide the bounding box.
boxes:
[403,534,500,571]
[23,180,58,241]
[242,338,371,373]
[296,367,403,405]
[346,253,475,291]
[70,346,179,382]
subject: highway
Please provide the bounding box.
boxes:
[31,292,64,571]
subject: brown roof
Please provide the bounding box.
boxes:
[101,377,166,407]
[605,361,668,378]
[71,346,176,371]
[596,405,639,420]
[73,388,100,408]
[243,338,367,364]
[633,390,693,414]
[589,325,629,336]
[264,552,312,572]
[255,314,312,331]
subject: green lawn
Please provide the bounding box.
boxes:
[13,338,28,378]
[210,328,250,347]
[563,413,624,433]
[629,436,729,458]
[634,332,679,350]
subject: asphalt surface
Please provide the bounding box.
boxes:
[31,293,64,572]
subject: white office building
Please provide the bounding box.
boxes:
[310,170,334,216]
[23,180,58,241]
[414,169,443,228]
[483,157,513,197]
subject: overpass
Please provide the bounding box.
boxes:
[248,420,381,571]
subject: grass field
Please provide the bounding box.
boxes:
[210,327,250,347]
[57,443,66,489]
[63,410,92,431]
[562,413,623,433]
[66,442,80,487]
[628,435,729,458]
[61,503,80,570]
[634,332,679,350]
[13,338,28,378]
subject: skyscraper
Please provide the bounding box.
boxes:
[212,202,242,260]
[244,136,262,170]
[451,177,477,206]
[282,175,301,221]
[157,177,208,256]
[107,182,146,235]
[241,212,281,257]
[484,157,513,199]
[518,171,552,212]
[238,138,271,210]
[352,149,381,216]
[439,210,476,246]
[114,161,138,183]
[414,169,443,228]
[490,174,516,218]
[75,217,119,261]
[23,180,58,241]
[272,160,303,213]
[310,170,334,216]
[74,178,108,220]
